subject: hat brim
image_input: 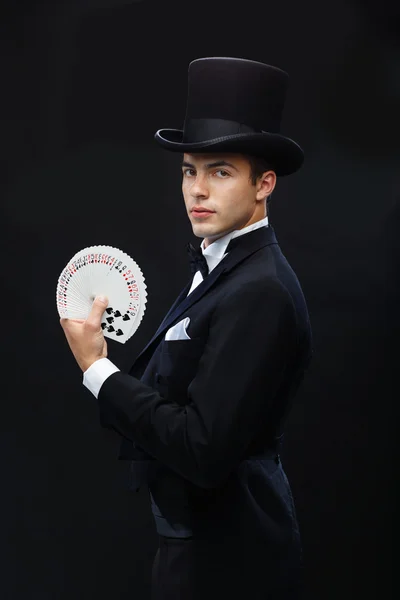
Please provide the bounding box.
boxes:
[154,129,304,176]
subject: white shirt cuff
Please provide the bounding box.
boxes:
[82,357,120,399]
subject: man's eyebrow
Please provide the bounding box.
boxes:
[181,160,238,171]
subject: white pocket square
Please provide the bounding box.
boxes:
[165,317,191,341]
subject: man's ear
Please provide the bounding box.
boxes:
[256,171,276,201]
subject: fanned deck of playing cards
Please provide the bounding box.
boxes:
[56,245,147,344]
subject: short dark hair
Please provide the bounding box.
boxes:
[244,154,274,185]
[244,154,275,204]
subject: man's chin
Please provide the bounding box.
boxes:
[191,224,213,238]
[192,226,233,246]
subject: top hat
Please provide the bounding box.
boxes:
[154,57,304,177]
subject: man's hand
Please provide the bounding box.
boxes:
[60,295,109,372]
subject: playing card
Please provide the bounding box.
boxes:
[56,245,147,343]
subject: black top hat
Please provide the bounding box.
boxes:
[154,57,304,177]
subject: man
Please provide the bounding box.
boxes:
[61,57,313,599]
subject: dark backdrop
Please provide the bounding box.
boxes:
[1,1,398,598]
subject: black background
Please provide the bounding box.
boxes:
[1,0,399,598]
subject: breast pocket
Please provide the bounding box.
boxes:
[159,338,204,374]
[156,338,205,403]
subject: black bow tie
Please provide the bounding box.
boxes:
[186,242,209,278]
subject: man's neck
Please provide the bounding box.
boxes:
[203,213,268,249]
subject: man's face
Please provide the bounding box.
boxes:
[181,152,274,247]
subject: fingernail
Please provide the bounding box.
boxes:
[96,295,107,304]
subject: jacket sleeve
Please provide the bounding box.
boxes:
[97,279,298,488]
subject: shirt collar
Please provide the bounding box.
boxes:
[199,215,269,272]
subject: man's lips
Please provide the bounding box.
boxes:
[192,208,215,214]
[192,209,215,219]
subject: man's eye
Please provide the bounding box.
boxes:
[216,170,229,177]
[183,168,195,176]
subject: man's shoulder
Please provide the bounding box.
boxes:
[224,241,291,288]
[220,270,293,309]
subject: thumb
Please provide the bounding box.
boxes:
[94,295,108,307]
[86,295,109,325]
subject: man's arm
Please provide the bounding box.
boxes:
[83,358,120,399]
[97,279,298,489]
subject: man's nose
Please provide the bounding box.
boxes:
[190,174,209,197]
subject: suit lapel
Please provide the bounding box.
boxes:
[131,266,226,372]
[130,226,278,372]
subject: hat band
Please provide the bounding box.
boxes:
[183,118,259,142]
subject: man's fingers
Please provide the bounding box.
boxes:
[60,296,108,331]
[85,295,109,329]
[60,318,67,328]
[60,317,85,327]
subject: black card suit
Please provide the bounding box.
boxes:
[122,314,131,321]
[114,310,121,318]
[107,325,115,332]
[101,322,106,329]
[106,317,114,323]
[106,307,113,314]
[116,329,123,336]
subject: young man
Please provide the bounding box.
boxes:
[61,57,313,599]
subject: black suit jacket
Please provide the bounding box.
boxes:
[98,225,313,598]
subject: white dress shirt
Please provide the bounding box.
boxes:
[83,216,269,398]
